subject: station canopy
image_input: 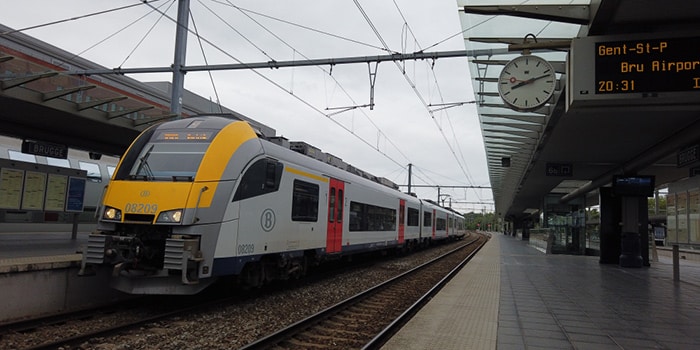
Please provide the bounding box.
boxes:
[457,0,700,220]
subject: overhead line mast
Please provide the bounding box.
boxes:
[171,0,190,117]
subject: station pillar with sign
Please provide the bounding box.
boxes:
[599,182,651,267]
[599,187,622,264]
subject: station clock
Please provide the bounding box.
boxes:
[497,54,556,111]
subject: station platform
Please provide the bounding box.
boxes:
[382,233,700,350]
[0,231,88,272]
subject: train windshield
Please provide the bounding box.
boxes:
[126,141,209,181]
[113,127,219,182]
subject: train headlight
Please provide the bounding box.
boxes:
[157,209,183,223]
[103,206,122,221]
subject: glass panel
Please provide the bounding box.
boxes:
[291,180,319,222]
[349,201,396,231]
[46,157,71,168]
[408,208,419,226]
[0,49,175,122]
[423,212,431,227]
[337,189,343,222]
[678,191,688,243]
[667,193,677,242]
[690,189,700,243]
[329,188,336,222]
[129,142,208,180]
[8,150,36,163]
[79,161,101,178]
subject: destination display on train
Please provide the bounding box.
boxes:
[155,130,214,141]
[595,36,700,94]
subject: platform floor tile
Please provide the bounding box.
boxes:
[382,235,501,350]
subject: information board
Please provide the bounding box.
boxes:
[0,168,24,209]
[569,32,700,107]
[21,171,47,210]
[44,174,68,211]
[66,177,86,212]
[595,36,700,94]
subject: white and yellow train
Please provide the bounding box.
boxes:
[81,115,465,294]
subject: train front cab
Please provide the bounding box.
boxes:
[82,117,263,294]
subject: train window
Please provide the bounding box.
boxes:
[291,180,319,222]
[407,208,419,227]
[436,218,446,231]
[423,212,432,227]
[46,157,70,168]
[329,188,336,222]
[107,166,116,178]
[337,189,343,223]
[79,161,102,182]
[113,127,157,180]
[349,201,396,232]
[8,150,36,163]
[127,142,208,180]
[233,158,283,201]
[265,161,277,188]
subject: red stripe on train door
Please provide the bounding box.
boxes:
[326,178,344,253]
[398,199,405,244]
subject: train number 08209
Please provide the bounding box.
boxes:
[124,203,158,214]
[237,244,255,254]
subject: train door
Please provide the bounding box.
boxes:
[326,178,344,253]
[446,213,450,237]
[398,199,405,244]
[432,209,436,239]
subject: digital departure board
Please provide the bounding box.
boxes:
[569,32,700,108]
[596,37,700,94]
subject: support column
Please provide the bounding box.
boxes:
[619,195,649,267]
[599,187,621,264]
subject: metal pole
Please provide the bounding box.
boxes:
[171,0,190,117]
[673,244,680,282]
[71,213,79,240]
[407,163,412,195]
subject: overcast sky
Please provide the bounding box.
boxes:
[0,0,494,213]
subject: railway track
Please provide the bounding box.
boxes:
[6,295,234,350]
[0,235,484,349]
[240,234,487,350]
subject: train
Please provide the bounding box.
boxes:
[76,115,466,295]
[0,135,118,231]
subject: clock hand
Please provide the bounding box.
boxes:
[510,73,551,90]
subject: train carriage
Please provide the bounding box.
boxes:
[81,115,434,294]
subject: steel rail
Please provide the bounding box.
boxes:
[239,234,487,350]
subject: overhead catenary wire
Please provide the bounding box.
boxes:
[0,1,163,37]
[138,0,415,171]
[207,0,414,167]
[211,0,393,53]
[117,0,176,68]
[354,0,482,202]
[391,1,475,186]
[190,6,223,113]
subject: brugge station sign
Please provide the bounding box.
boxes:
[568,32,700,108]
[21,139,68,159]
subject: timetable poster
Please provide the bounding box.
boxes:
[0,168,24,209]
[21,171,47,210]
[44,173,68,212]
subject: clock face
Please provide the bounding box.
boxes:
[498,55,556,111]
